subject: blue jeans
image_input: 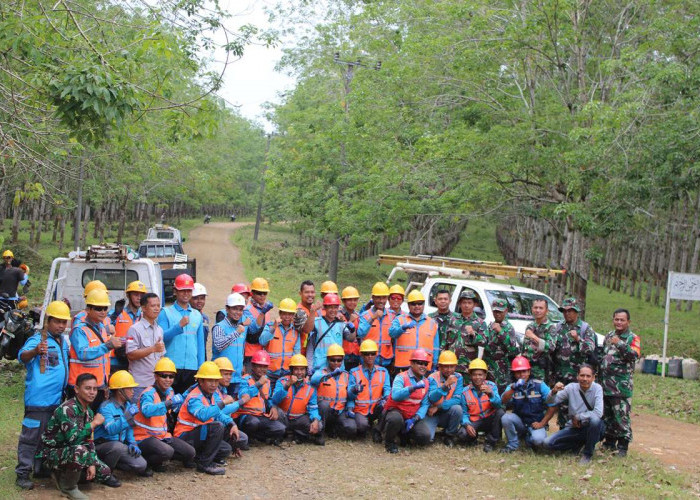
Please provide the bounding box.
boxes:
[424,405,463,440]
[544,416,605,457]
[501,412,547,450]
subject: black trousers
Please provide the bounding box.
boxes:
[179,422,231,467]
[172,370,197,396]
[383,410,430,446]
[138,436,196,467]
[458,409,505,445]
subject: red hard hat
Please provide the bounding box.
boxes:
[174,274,195,291]
[251,350,271,366]
[410,348,430,363]
[323,293,341,306]
[232,283,251,295]
[511,355,531,371]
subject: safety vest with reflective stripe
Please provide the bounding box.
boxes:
[462,384,496,421]
[233,375,270,417]
[111,308,139,360]
[68,322,111,387]
[340,309,360,357]
[277,378,313,419]
[384,370,430,419]
[174,386,214,437]
[429,371,457,409]
[244,303,265,357]
[394,315,438,369]
[349,365,388,416]
[134,387,172,441]
[316,371,349,411]
[360,309,394,360]
[266,323,299,372]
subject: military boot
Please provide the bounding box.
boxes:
[57,469,89,500]
[616,439,629,458]
[15,475,34,490]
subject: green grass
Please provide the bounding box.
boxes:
[0,364,27,500]
[634,374,700,424]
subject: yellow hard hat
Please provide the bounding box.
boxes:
[17,299,29,310]
[359,339,379,353]
[288,354,308,367]
[326,344,345,358]
[389,284,405,296]
[371,282,390,297]
[3,250,14,258]
[320,281,339,294]
[85,289,110,307]
[438,350,458,366]
[83,280,107,298]
[251,277,270,293]
[468,358,488,372]
[154,357,177,374]
[214,357,235,373]
[45,300,71,320]
[109,370,139,390]
[125,280,147,294]
[195,361,222,380]
[407,290,425,303]
[279,298,297,313]
[341,286,360,300]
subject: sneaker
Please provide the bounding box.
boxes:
[483,443,494,453]
[443,436,456,448]
[197,464,226,475]
[138,468,154,477]
[385,442,399,454]
[499,447,517,454]
[101,475,122,488]
[371,428,383,443]
[15,475,34,490]
[579,455,592,465]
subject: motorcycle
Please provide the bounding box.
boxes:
[229,214,236,222]
[204,215,211,224]
[0,299,38,360]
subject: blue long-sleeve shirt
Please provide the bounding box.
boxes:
[185,388,232,426]
[95,398,137,445]
[158,302,204,370]
[259,321,301,377]
[346,364,391,411]
[20,332,69,408]
[428,372,464,410]
[271,378,321,421]
[70,319,111,361]
[390,371,433,420]
[461,381,502,425]
[388,313,440,366]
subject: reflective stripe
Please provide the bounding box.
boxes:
[177,417,200,427]
[134,420,167,433]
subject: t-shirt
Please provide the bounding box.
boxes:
[125,318,164,387]
[0,266,25,297]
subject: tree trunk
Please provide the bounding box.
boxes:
[80,204,91,248]
[58,214,66,252]
[34,196,46,247]
[11,189,21,244]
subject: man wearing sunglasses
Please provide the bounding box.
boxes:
[389,291,440,373]
[310,344,357,440]
[382,349,435,453]
[69,289,123,411]
[358,282,395,371]
[348,339,390,441]
[126,293,165,402]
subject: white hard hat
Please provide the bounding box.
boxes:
[226,293,246,307]
[192,283,207,297]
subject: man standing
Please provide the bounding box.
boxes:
[158,274,205,394]
[259,298,301,389]
[339,286,361,370]
[212,293,251,393]
[39,373,120,499]
[126,292,165,402]
[425,350,463,447]
[599,309,640,457]
[243,277,275,370]
[521,298,557,382]
[306,294,355,373]
[190,283,210,360]
[429,289,455,349]
[448,290,486,376]
[387,285,405,316]
[543,365,605,464]
[297,280,319,349]
[15,301,71,490]
[0,249,27,306]
[389,290,439,372]
[348,339,390,440]
[483,298,519,393]
[108,280,146,371]
[358,282,394,370]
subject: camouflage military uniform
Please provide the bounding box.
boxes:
[600,329,640,444]
[38,398,111,479]
[430,310,456,350]
[521,320,556,382]
[552,319,595,384]
[484,319,519,390]
[446,313,486,374]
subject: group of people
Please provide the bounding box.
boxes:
[14,271,641,499]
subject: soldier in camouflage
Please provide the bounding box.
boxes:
[445,290,486,375]
[552,297,596,427]
[599,308,641,457]
[483,298,520,392]
[39,373,120,499]
[429,288,456,349]
[521,298,557,383]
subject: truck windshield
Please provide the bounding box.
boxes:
[82,270,139,290]
[485,290,564,323]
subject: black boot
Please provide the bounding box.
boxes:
[602,438,616,451]
[616,439,629,458]
[15,475,34,490]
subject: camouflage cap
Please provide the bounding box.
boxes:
[458,289,477,302]
[558,297,580,312]
[491,298,508,312]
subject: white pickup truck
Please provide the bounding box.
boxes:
[40,244,163,324]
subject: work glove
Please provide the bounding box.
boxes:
[404,417,419,433]
[330,367,343,377]
[110,299,125,322]
[126,403,139,416]
[293,309,308,331]
[512,378,525,390]
[401,321,417,332]
[128,444,142,457]
[408,381,425,392]
[344,322,356,334]
[351,382,365,394]
[376,399,386,412]
[346,409,356,419]
[260,301,274,314]
[171,394,184,407]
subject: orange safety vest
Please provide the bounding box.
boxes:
[267,323,299,372]
[394,315,438,369]
[340,310,360,357]
[429,371,457,409]
[233,376,270,417]
[277,378,313,419]
[350,366,387,416]
[384,370,430,419]
[462,385,496,421]
[174,386,214,437]
[68,322,111,387]
[360,309,394,360]
[317,371,349,411]
[244,303,265,357]
[133,387,172,441]
[111,309,137,360]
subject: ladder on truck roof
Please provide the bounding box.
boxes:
[68,244,137,263]
[377,254,565,281]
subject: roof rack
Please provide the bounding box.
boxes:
[68,244,137,263]
[377,254,565,280]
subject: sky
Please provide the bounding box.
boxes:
[214,1,296,132]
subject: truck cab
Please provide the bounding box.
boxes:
[146,224,182,244]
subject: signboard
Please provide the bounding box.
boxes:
[668,272,700,301]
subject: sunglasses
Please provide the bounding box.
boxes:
[412,361,429,367]
[409,301,425,306]
[253,291,268,296]
[157,373,176,380]
[90,306,109,312]
[362,352,378,356]
[3,256,12,260]
[328,357,344,363]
